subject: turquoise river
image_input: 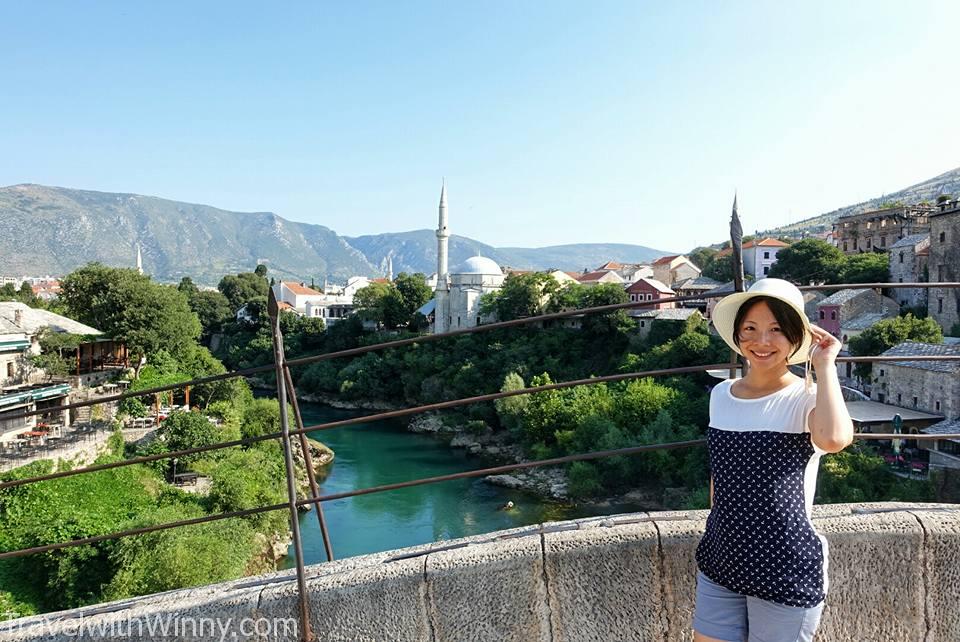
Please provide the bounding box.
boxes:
[286,401,644,566]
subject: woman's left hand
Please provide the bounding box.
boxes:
[808,324,842,371]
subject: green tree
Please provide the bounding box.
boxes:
[841,252,890,284]
[352,281,393,326]
[188,291,233,340]
[703,255,733,282]
[768,238,846,284]
[688,247,718,274]
[103,505,256,600]
[848,314,943,378]
[494,372,529,433]
[217,272,269,310]
[59,264,201,364]
[162,411,222,465]
[480,272,559,321]
[393,272,433,323]
[254,264,268,278]
[176,277,200,298]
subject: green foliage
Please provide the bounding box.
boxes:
[568,461,603,498]
[239,398,294,440]
[352,273,431,329]
[816,444,933,503]
[217,271,269,310]
[59,263,201,361]
[848,314,943,378]
[200,447,288,533]
[161,411,222,465]
[494,372,529,434]
[188,290,233,340]
[102,504,256,601]
[951,323,960,338]
[768,238,846,284]
[480,272,559,320]
[841,252,889,284]
[702,254,733,281]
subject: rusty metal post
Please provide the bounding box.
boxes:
[283,365,335,562]
[268,290,315,642]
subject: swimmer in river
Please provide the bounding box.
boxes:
[499,501,515,511]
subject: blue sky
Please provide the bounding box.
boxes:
[2,1,958,251]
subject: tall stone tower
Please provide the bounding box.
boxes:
[435,181,450,334]
[136,243,143,275]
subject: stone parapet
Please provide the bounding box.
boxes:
[1,502,957,641]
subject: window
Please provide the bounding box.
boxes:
[938,265,944,281]
[881,219,887,227]
[843,242,848,251]
[940,231,946,243]
[879,369,885,377]
[866,238,872,248]
[819,310,825,320]
[763,266,769,275]
[899,252,904,264]
[630,294,636,302]
[763,251,770,259]
[831,311,836,320]
[939,298,944,314]
[913,396,918,407]
[936,401,942,412]
[897,393,902,404]
[878,393,885,403]
[640,321,645,327]
[5,362,12,378]
[866,221,872,229]
[880,236,886,247]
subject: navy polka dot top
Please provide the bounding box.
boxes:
[695,378,830,608]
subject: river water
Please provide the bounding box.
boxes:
[286,401,644,566]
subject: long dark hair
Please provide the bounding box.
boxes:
[733,295,806,360]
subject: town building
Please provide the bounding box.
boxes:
[832,205,933,255]
[673,275,722,310]
[424,183,505,333]
[888,234,930,309]
[575,270,625,286]
[920,418,960,473]
[871,341,960,419]
[625,278,676,311]
[650,255,701,287]
[717,238,789,278]
[632,308,703,341]
[816,289,898,345]
[595,261,653,283]
[927,198,960,334]
[0,304,107,450]
[271,281,356,324]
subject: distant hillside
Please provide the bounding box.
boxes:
[0,184,674,283]
[762,166,960,238]
[0,184,376,284]
[346,231,672,275]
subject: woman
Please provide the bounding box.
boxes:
[692,278,853,642]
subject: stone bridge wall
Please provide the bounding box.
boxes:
[1,502,958,641]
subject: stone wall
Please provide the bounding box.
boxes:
[0,422,114,474]
[888,237,929,309]
[929,208,960,333]
[2,502,958,641]
[873,362,960,420]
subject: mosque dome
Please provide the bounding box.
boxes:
[453,255,503,275]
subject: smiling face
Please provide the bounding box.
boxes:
[734,299,804,373]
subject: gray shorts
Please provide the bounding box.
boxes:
[692,571,825,642]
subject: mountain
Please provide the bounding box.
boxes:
[345,231,672,275]
[0,184,376,284]
[0,184,673,283]
[763,166,960,238]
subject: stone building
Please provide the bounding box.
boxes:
[871,341,960,419]
[625,278,676,311]
[832,205,933,255]
[928,199,960,334]
[650,255,701,287]
[815,288,898,343]
[888,234,930,309]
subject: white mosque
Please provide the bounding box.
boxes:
[421,182,506,333]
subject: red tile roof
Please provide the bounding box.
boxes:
[371,278,391,284]
[282,281,322,296]
[577,270,615,282]
[652,255,681,266]
[626,277,674,294]
[598,261,624,270]
[716,238,789,257]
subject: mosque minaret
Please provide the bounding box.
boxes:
[434,181,451,333]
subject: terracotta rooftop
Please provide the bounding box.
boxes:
[282,281,323,296]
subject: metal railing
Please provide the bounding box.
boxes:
[1,278,959,640]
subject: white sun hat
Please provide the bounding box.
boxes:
[711,278,813,366]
